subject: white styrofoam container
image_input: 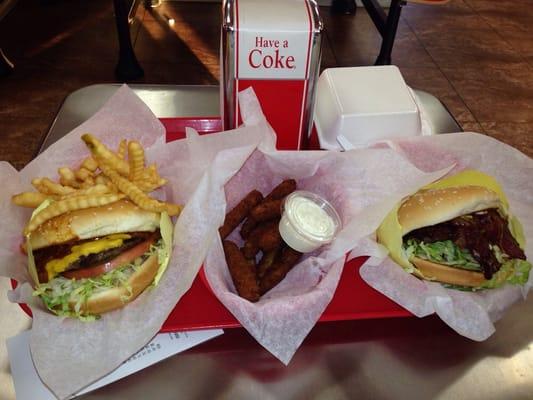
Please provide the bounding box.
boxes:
[313,66,421,150]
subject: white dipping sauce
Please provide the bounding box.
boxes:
[279,191,340,253]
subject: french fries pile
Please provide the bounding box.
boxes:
[219,179,302,302]
[13,134,182,235]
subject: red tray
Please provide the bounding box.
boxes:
[162,117,411,331]
[12,117,412,330]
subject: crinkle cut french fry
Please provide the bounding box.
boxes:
[58,167,80,188]
[135,180,165,193]
[128,140,145,182]
[81,134,129,176]
[60,184,110,199]
[75,167,92,182]
[80,176,96,189]
[146,165,166,185]
[95,174,118,192]
[81,156,98,172]
[24,193,125,234]
[12,192,53,208]
[32,177,76,195]
[98,162,182,216]
[117,139,127,160]
[94,174,108,186]
[134,165,167,191]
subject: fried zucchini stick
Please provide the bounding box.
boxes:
[240,180,296,239]
[257,247,281,280]
[249,199,282,222]
[219,190,263,239]
[242,220,280,259]
[259,246,302,295]
[223,240,260,302]
[264,179,297,202]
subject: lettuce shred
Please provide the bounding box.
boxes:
[33,240,163,320]
[404,239,532,290]
[404,239,481,271]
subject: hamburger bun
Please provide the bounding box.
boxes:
[29,199,171,317]
[377,170,528,289]
[397,186,504,287]
[410,256,487,287]
[70,253,159,315]
[30,200,160,250]
[393,186,502,287]
[398,185,501,236]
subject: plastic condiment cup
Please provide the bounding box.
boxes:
[279,191,342,253]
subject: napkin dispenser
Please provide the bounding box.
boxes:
[313,66,421,150]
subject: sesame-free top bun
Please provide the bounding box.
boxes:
[30,200,161,250]
[70,252,159,315]
[398,186,501,236]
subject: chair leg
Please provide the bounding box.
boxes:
[113,0,144,81]
[0,48,14,77]
[375,0,405,65]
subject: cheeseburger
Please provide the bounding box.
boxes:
[26,199,172,318]
[377,170,531,290]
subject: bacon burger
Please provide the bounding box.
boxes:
[26,199,172,318]
[377,170,531,290]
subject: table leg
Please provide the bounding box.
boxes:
[361,0,406,65]
[113,0,144,81]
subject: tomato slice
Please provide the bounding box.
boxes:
[62,237,156,280]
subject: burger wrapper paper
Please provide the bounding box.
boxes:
[0,85,269,399]
[200,90,453,365]
[358,132,533,341]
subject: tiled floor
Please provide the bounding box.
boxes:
[0,0,532,169]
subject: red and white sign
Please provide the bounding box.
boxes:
[221,0,322,150]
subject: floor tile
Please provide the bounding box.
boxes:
[0,60,117,119]
[402,0,491,34]
[135,19,219,66]
[320,33,338,70]
[416,29,528,69]
[497,29,533,66]
[0,116,49,170]
[459,121,484,133]
[442,67,533,122]
[0,1,139,65]
[142,2,222,26]
[400,67,477,123]
[324,11,434,68]
[463,0,533,33]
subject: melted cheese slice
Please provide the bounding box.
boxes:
[45,233,131,281]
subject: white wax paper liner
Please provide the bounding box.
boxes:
[358,132,533,341]
[200,89,455,364]
[0,85,269,399]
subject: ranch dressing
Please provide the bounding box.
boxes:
[279,191,341,253]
